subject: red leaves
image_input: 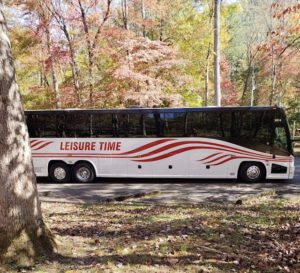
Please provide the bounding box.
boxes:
[273,3,300,19]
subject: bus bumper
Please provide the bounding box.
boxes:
[289,159,295,179]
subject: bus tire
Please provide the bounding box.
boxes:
[239,162,266,182]
[73,162,95,183]
[49,162,71,183]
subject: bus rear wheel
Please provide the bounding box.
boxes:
[49,162,71,183]
[239,162,266,182]
[73,162,95,183]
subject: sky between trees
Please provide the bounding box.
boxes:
[4,0,300,120]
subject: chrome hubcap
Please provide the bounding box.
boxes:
[246,166,261,180]
[76,167,91,182]
[53,167,66,180]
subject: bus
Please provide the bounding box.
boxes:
[25,106,295,183]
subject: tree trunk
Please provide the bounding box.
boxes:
[241,61,251,105]
[45,27,61,109]
[250,64,256,106]
[159,18,164,42]
[270,55,276,106]
[141,0,146,37]
[78,0,94,105]
[0,10,55,262]
[205,42,211,106]
[213,0,221,106]
[61,24,81,105]
[122,0,129,30]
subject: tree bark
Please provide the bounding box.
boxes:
[250,64,256,106]
[0,10,55,261]
[78,0,112,105]
[213,0,221,106]
[141,0,146,37]
[61,24,81,105]
[78,0,94,105]
[122,0,129,30]
[45,26,61,109]
[270,50,276,106]
[205,42,211,106]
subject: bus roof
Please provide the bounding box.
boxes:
[25,106,283,115]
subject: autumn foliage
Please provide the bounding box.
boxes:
[7,0,300,118]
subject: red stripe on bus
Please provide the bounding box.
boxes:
[203,154,232,164]
[132,146,292,163]
[209,155,290,166]
[198,153,222,162]
[32,141,53,151]
[118,138,176,155]
[31,140,45,148]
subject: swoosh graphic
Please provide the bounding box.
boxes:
[31,140,45,148]
[32,141,53,151]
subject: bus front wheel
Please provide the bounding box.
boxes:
[49,162,71,183]
[73,162,95,183]
[238,162,266,182]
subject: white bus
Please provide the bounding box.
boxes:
[25,106,295,183]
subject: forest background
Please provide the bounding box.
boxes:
[5,0,300,133]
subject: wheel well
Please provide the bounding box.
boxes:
[73,160,96,176]
[48,160,69,170]
[238,161,267,179]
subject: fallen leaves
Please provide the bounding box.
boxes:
[4,196,300,273]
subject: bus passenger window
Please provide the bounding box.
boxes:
[33,114,57,138]
[143,113,158,137]
[91,113,114,137]
[162,112,186,137]
[74,114,91,137]
[127,114,143,137]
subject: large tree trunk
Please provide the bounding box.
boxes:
[213,0,221,106]
[0,10,55,262]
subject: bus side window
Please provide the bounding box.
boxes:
[75,113,91,138]
[26,114,38,138]
[127,113,143,137]
[186,111,225,139]
[115,114,130,137]
[56,114,65,137]
[163,112,186,137]
[155,113,164,137]
[143,113,158,137]
[64,114,76,137]
[92,113,114,137]
[36,114,57,138]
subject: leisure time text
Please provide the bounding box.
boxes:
[60,141,122,151]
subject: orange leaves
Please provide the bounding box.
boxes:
[274,3,300,19]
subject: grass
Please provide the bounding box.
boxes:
[2,192,300,273]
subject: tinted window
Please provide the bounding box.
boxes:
[127,114,143,137]
[187,111,226,138]
[64,113,91,138]
[109,113,144,137]
[26,113,58,138]
[229,111,273,140]
[161,112,186,137]
[143,113,159,137]
[91,113,113,137]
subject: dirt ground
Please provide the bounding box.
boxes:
[2,191,300,273]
